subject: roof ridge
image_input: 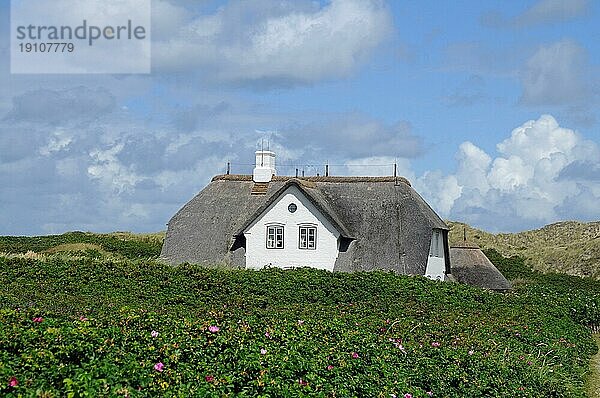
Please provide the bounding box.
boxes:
[212,174,411,186]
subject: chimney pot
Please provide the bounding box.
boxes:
[253,150,276,182]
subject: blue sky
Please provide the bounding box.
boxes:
[1,0,599,234]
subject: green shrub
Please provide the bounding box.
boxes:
[0,255,597,397]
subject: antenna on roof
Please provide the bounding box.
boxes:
[325,162,329,177]
[260,139,264,166]
[463,226,466,242]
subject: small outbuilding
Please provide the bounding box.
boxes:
[450,242,512,291]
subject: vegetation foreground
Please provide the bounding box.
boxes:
[0,234,600,396]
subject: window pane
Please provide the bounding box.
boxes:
[299,227,307,249]
[276,226,284,248]
[298,226,317,250]
[267,226,273,248]
[308,228,313,248]
[267,226,284,249]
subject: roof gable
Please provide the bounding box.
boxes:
[235,179,353,238]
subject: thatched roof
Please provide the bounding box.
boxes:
[450,245,512,291]
[160,174,448,274]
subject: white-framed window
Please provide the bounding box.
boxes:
[266,225,284,249]
[299,225,317,250]
[429,229,443,258]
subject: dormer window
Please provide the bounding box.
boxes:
[299,225,316,250]
[266,225,284,249]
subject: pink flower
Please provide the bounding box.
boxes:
[32,317,43,323]
[9,376,18,387]
[208,326,220,333]
[298,379,308,386]
[205,375,214,382]
[151,330,159,338]
[154,362,164,372]
[327,365,334,370]
[404,394,412,398]
[351,352,359,359]
[260,348,267,355]
[265,331,271,338]
[297,320,304,325]
[427,392,433,397]
[468,350,474,355]
[79,316,88,322]
[431,342,440,347]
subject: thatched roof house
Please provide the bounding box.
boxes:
[450,243,512,291]
[160,150,452,280]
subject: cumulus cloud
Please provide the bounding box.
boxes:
[520,39,588,106]
[558,160,600,182]
[152,0,393,85]
[482,0,589,28]
[417,114,600,232]
[414,172,462,215]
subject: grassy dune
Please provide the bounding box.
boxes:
[448,221,600,279]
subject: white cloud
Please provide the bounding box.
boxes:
[152,0,393,84]
[414,172,462,215]
[88,143,143,194]
[417,114,600,231]
[520,39,588,105]
[455,141,491,194]
[488,156,534,192]
[39,129,73,156]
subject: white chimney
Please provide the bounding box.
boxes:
[253,150,276,182]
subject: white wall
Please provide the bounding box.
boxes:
[425,229,446,281]
[244,185,341,271]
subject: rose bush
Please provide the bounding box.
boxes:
[0,254,597,397]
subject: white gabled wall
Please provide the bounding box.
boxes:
[244,185,340,271]
[425,228,447,281]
